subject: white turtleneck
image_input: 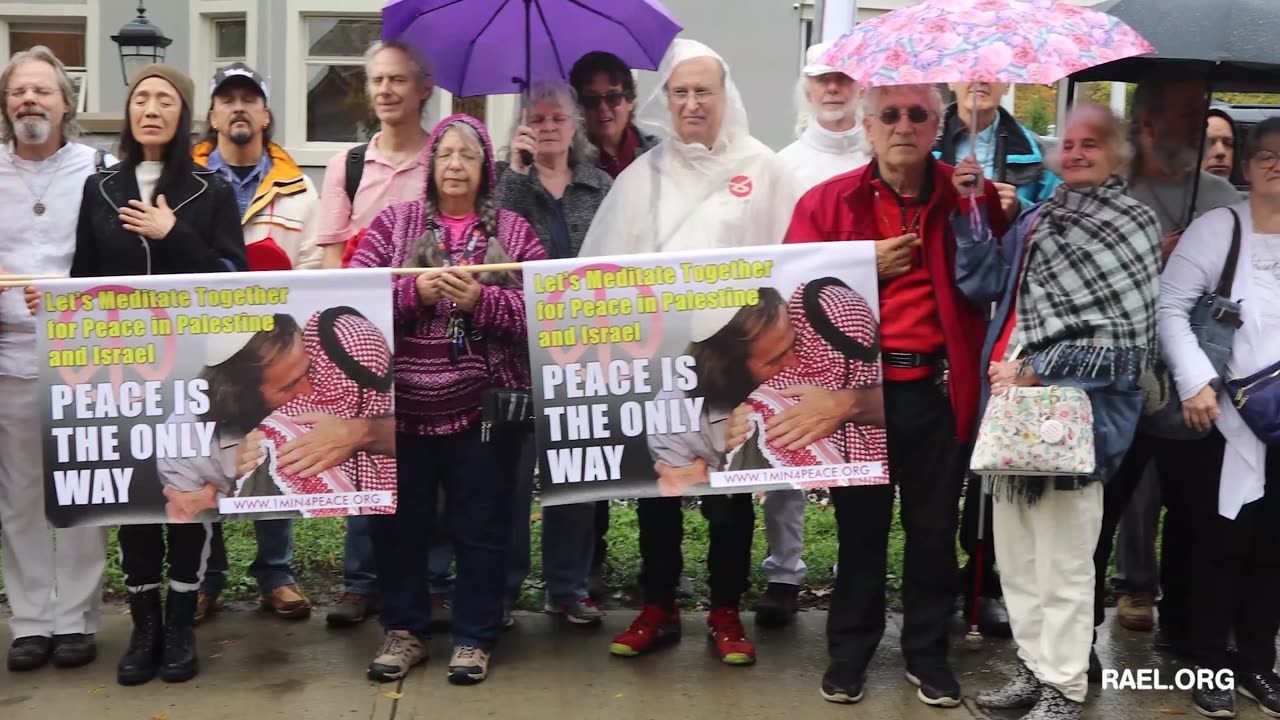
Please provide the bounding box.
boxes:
[777,122,871,194]
[135,160,163,204]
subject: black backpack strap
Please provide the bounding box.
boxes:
[345,143,369,205]
[1217,208,1242,297]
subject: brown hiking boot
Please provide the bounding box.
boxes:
[1116,592,1154,632]
[327,592,379,627]
[261,584,312,619]
[193,591,221,624]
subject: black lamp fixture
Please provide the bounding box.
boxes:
[111,2,172,86]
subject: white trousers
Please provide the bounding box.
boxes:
[761,489,807,585]
[0,375,107,638]
[992,482,1103,703]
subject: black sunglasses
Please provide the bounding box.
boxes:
[580,92,626,110]
[878,106,931,125]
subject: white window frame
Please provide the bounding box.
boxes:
[189,1,258,119]
[0,3,101,113]
[285,0,383,166]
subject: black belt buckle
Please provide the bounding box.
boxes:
[933,357,950,398]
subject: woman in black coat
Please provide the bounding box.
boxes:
[74,65,245,687]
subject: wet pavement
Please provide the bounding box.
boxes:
[0,608,1274,719]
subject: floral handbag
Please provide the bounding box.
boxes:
[970,349,1097,477]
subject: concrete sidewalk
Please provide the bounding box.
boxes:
[0,609,1270,719]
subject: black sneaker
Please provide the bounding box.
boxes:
[1193,685,1237,718]
[820,660,866,704]
[51,633,97,668]
[7,636,52,671]
[1237,671,1280,717]
[905,664,962,707]
[753,583,800,627]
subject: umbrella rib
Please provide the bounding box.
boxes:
[405,0,470,20]
[532,0,568,80]
[563,0,656,66]
[459,0,516,94]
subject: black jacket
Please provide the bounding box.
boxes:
[72,160,247,277]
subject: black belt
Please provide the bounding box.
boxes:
[883,351,944,369]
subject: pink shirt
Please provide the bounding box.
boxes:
[314,132,428,246]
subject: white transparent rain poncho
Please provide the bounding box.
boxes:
[579,39,798,257]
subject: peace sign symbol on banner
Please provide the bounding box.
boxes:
[541,262,664,368]
[50,284,179,387]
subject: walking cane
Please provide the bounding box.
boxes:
[966,473,989,647]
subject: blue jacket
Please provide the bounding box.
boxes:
[953,204,1144,484]
[934,106,1062,213]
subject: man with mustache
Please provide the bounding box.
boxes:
[0,46,114,672]
[1091,73,1243,668]
[187,63,322,623]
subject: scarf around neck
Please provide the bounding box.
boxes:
[1016,177,1162,379]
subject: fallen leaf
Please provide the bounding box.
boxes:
[615,693,623,699]
[89,685,105,694]
[529,512,542,522]
[380,691,403,700]
[152,711,169,720]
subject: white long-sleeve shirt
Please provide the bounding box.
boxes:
[1158,201,1277,519]
[777,122,870,194]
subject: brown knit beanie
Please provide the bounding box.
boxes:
[126,64,195,111]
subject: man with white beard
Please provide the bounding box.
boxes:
[776,42,869,194]
[0,46,112,672]
[750,42,868,628]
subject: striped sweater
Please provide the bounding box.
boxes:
[351,202,544,436]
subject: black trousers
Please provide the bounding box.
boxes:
[1188,431,1280,672]
[637,493,754,608]
[957,442,1001,601]
[1091,431,1205,632]
[118,522,214,590]
[827,380,962,670]
[592,500,610,570]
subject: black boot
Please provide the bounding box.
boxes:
[160,589,199,683]
[117,589,163,686]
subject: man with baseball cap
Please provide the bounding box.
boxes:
[777,42,869,194]
[193,62,321,271]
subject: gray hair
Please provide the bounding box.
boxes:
[525,80,599,168]
[861,84,944,120]
[1045,104,1132,176]
[411,120,520,288]
[365,39,434,116]
[0,45,81,143]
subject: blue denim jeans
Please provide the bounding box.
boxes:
[540,501,596,604]
[201,518,296,595]
[343,515,378,596]
[373,428,524,649]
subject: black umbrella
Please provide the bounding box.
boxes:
[1072,0,1280,90]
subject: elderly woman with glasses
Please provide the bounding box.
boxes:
[1159,117,1280,718]
[952,104,1161,720]
[488,80,614,628]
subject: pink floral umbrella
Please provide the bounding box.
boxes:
[820,0,1154,88]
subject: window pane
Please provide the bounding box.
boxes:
[306,63,378,142]
[10,24,86,67]
[215,19,247,59]
[306,17,381,57]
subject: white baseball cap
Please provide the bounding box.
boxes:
[802,42,843,78]
[204,332,256,367]
[689,305,743,344]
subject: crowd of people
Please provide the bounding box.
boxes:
[0,32,1276,720]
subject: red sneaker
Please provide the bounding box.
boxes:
[708,607,756,665]
[609,604,681,657]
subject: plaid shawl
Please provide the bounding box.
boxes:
[1017,177,1161,378]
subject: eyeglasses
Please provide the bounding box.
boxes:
[877,106,932,126]
[4,86,57,100]
[669,88,719,105]
[1252,150,1280,168]
[580,92,625,110]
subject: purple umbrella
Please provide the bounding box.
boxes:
[382,0,682,98]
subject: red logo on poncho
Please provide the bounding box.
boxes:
[729,175,753,197]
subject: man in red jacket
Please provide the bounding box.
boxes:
[784,83,1009,708]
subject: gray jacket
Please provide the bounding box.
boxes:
[495,161,612,259]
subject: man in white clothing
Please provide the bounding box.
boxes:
[583,39,797,666]
[0,46,110,672]
[777,42,869,194]
[754,41,867,627]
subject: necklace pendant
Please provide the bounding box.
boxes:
[33,201,44,215]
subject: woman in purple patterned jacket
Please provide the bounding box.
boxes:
[350,114,546,686]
